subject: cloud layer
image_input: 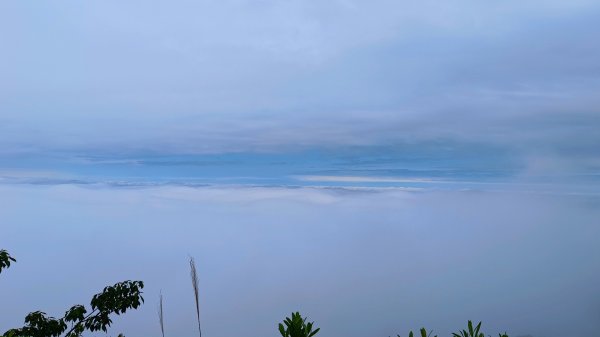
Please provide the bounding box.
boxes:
[1,185,600,337]
[1,1,599,172]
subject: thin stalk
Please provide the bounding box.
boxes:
[190,256,202,337]
[158,291,165,337]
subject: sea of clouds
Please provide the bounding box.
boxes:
[1,184,598,337]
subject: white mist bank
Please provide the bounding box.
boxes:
[1,184,599,337]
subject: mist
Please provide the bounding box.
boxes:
[1,184,598,337]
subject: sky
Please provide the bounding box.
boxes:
[1,1,599,167]
[1,1,600,337]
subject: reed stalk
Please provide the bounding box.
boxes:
[158,291,165,337]
[190,256,202,337]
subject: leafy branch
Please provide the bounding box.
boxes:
[3,280,144,337]
[1,248,144,337]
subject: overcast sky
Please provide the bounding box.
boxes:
[1,0,599,174]
[2,3,600,337]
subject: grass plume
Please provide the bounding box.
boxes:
[190,256,202,337]
[158,290,165,337]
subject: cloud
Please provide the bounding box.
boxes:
[1,184,599,337]
[0,1,599,178]
[296,175,435,184]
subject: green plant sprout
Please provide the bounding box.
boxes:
[278,312,320,337]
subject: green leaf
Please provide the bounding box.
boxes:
[474,322,481,337]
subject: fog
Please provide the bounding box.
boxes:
[1,184,598,337]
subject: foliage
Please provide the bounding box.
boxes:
[396,327,437,337]
[0,250,16,274]
[278,312,320,337]
[452,321,484,337]
[451,321,509,337]
[1,249,144,337]
[393,321,508,337]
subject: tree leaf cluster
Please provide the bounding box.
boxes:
[1,249,143,337]
[0,250,16,274]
